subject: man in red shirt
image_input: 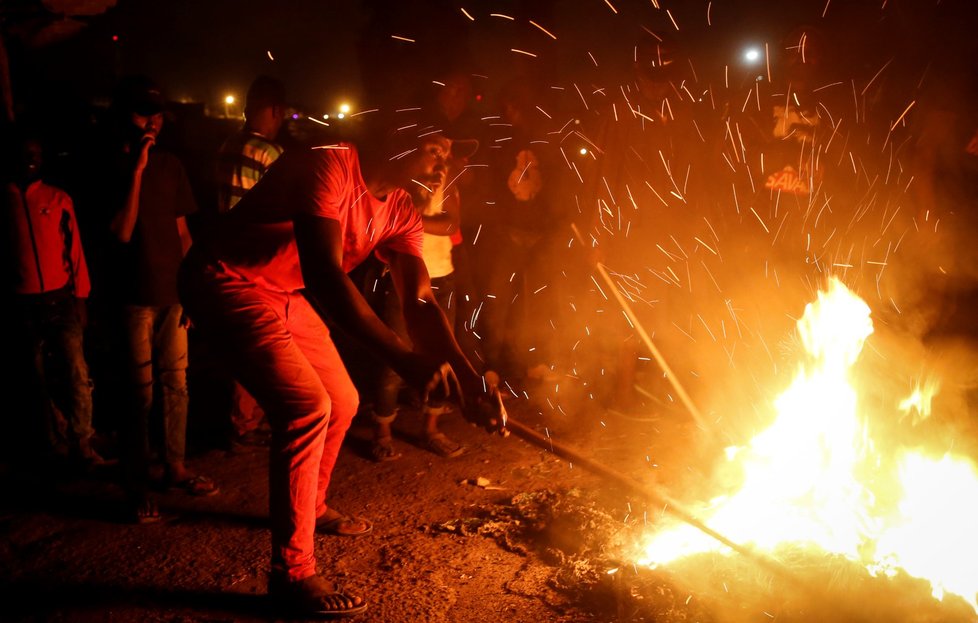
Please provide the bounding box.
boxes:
[179,126,503,617]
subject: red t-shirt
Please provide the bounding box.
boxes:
[210,144,423,293]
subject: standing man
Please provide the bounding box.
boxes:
[217,75,286,213]
[216,75,287,452]
[4,126,101,467]
[179,121,505,617]
[108,76,218,524]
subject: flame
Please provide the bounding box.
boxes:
[637,278,978,611]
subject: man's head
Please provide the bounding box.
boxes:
[1,125,43,185]
[435,71,474,123]
[779,25,827,86]
[388,130,478,196]
[245,75,287,139]
[633,32,686,100]
[113,74,166,140]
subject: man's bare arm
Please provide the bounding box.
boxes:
[294,214,458,397]
[389,251,481,397]
[111,136,153,243]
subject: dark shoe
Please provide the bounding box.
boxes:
[230,429,270,454]
[370,437,402,462]
[424,432,464,459]
[168,474,220,497]
[130,493,162,524]
[268,574,367,618]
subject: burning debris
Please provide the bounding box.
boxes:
[430,279,978,622]
[430,486,977,622]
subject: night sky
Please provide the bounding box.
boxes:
[6,0,974,120]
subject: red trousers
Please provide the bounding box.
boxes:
[180,257,358,581]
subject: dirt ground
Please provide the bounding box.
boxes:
[0,379,706,623]
[3,373,974,623]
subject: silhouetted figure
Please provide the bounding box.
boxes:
[3,125,102,468]
[216,75,288,453]
[106,76,218,523]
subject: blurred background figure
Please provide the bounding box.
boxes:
[215,75,287,454]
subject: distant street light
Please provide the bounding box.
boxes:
[224,94,236,118]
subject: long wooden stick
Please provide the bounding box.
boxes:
[503,414,804,587]
[571,223,712,434]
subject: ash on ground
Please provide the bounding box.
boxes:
[430,488,978,623]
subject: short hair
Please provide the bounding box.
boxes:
[246,76,286,111]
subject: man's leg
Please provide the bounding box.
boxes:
[122,305,156,513]
[286,293,359,518]
[55,299,97,459]
[181,267,330,581]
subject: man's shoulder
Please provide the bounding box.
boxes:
[29,179,72,205]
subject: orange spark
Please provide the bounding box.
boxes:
[529,19,556,39]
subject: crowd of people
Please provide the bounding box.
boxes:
[3,18,976,617]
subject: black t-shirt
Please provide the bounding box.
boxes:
[114,149,197,306]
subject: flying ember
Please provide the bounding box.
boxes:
[636,278,978,612]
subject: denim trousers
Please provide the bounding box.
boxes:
[372,272,456,418]
[122,304,189,483]
[14,288,95,452]
[179,256,359,582]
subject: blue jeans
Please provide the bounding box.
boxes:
[14,287,95,454]
[122,304,189,487]
[372,272,456,418]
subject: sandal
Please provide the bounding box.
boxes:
[316,508,372,537]
[169,474,220,497]
[370,436,402,462]
[269,574,367,618]
[132,494,162,524]
[425,432,465,459]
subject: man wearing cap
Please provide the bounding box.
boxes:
[178,126,503,617]
[107,75,218,524]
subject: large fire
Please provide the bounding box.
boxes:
[636,278,978,611]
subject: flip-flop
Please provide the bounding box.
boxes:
[425,432,465,459]
[370,437,402,462]
[131,494,162,524]
[316,510,373,537]
[269,574,367,618]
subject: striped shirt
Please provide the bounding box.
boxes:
[216,130,284,213]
